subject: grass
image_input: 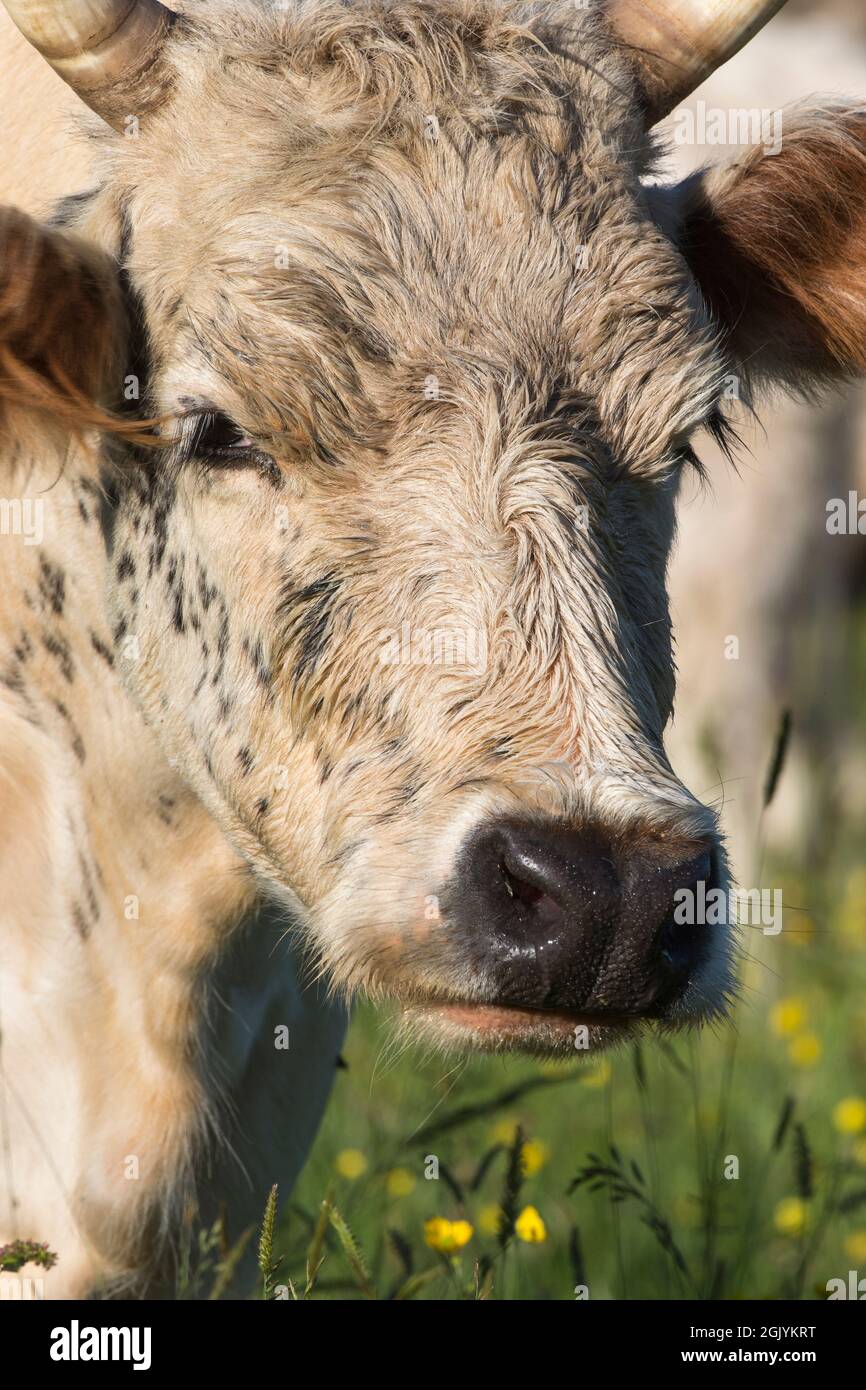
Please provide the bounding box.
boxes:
[14,743,862,1302]
[16,729,864,1302]
[273,973,866,1299]
[17,688,865,1303]
[262,699,866,1301]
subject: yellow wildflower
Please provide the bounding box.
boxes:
[385,1167,415,1197]
[424,1217,473,1253]
[424,1217,453,1252]
[515,1205,547,1244]
[450,1220,474,1249]
[788,1033,821,1067]
[521,1139,550,1176]
[774,1197,808,1237]
[833,1097,866,1135]
[490,1122,551,1176]
[844,1231,866,1263]
[335,1148,367,1180]
[770,997,807,1037]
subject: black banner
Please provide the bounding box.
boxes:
[4,1296,862,1375]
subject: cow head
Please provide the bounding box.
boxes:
[2,0,865,1055]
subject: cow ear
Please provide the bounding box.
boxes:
[672,105,866,396]
[0,205,126,438]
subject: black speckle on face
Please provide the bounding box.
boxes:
[242,636,272,692]
[116,551,136,582]
[89,630,115,668]
[163,552,189,635]
[71,902,90,939]
[38,556,66,618]
[0,661,26,696]
[41,631,75,683]
[279,572,342,686]
[12,630,33,664]
[211,604,230,688]
[217,691,233,723]
[77,850,100,927]
[51,699,87,764]
[237,745,254,775]
[134,469,178,581]
[340,691,365,730]
[255,797,270,819]
[1,661,41,727]
[197,563,218,614]
[49,186,100,229]
[171,590,186,634]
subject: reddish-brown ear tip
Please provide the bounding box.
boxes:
[676,106,866,393]
[0,206,170,446]
[0,204,154,440]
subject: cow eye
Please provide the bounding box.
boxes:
[190,410,256,461]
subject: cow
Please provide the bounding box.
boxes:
[0,0,864,1298]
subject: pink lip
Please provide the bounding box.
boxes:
[438,1001,594,1029]
[409,999,636,1047]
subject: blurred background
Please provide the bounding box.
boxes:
[2,1,865,1299]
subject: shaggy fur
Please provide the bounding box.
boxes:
[1,0,865,1297]
[675,104,866,390]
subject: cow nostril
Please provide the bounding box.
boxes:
[499,860,546,909]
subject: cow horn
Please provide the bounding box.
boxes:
[2,1,175,130]
[606,0,789,124]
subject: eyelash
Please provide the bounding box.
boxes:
[189,408,254,458]
[677,442,703,473]
[179,410,275,472]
